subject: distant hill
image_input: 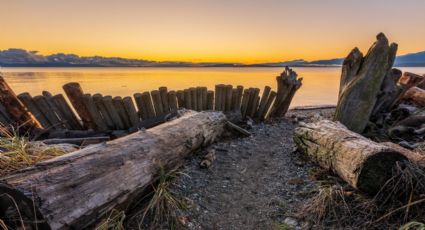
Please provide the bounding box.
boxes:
[1,48,425,67]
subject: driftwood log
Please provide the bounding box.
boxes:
[0,110,226,229]
[334,33,398,133]
[403,87,425,107]
[294,119,409,194]
[272,67,302,117]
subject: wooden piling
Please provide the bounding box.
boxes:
[201,87,208,110]
[225,85,233,112]
[207,90,214,110]
[184,89,192,109]
[133,93,147,120]
[141,92,156,119]
[123,96,140,128]
[256,86,271,118]
[113,96,131,129]
[18,92,50,128]
[82,94,108,131]
[176,90,185,108]
[196,87,203,111]
[231,88,238,111]
[214,85,220,110]
[240,89,250,118]
[102,96,125,130]
[93,93,115,129]
[33,95,63,128]
[236,85,244,110]
[52,94,82,130]
[260,91,277,120]
[159,87,170,113]
[220,84,227,111]
[151,90,164,116]
[0,76,42,130]
[248,88,260,118]
[168,91,178,111]
[190,87,197,111]
[63,82,96,129]
[42,91,73,129]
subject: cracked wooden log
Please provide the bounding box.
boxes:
[334,33,398,133]
[294,119,408,194]
[0,110,226,230]
[403,87,425,107]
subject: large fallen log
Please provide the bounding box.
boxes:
[334,33,398,133]
[294,119,409,194]
[403,86,425,107]
[0,110,226,229]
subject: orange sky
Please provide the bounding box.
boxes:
[1,0,425,64]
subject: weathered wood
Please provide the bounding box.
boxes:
[247,88,260,118]
[370,68,403,117]
[207,90,214,110]
[184,89,192,109]
[220,84,227,111]
[176,90,185,108]
[93,94,115,129]
[159,86,170,113]
[190,87,197,111]
[240,89,250,118]
[42,136,110,145]
[18,92,50,128]
[334,33,397,133]
[167,91,178,111]
[151,90,164,116]
[33,95,63,128]
[272,67,302,117]
[112,96,131,129]
[141,92,156,119]
[102,96,126,130]
[52,94,82,130]
[82,94,108,131]
[260,91,277,120]
[226,121,251,136]
[214,85,221,111]
[236,85,243,111]
[403,87,425,107]
[42,91,73,130]
[0,111,226,230]
[123,97,140,129]
[294,119,407,194]
[0,76,42,130]
[201,87,208,110]
[225,85,233,112]
[133,93,147,120]
[196,87,203,111]
[256,86,271,118]
[231,88,238,111]
[63,82,97,129]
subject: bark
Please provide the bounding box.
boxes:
[334,33,398,133]
[0,110,226,230]
[0,76,42,131]
[294,119,407,194]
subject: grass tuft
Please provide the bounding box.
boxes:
[96,209,126,230]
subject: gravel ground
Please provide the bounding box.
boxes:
[170,108,335,230]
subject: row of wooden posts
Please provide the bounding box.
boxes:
[0,67,302,133]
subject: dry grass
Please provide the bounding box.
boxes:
[96,210,126,230]
[299,160,425,229]
[400,221,425,230]
[0,124,70,177]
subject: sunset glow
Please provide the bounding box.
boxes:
[1,0,425,63]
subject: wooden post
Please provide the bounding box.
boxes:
[141,92,156,119]
[82,94,109,131]
[201,87,208,110]
[196,87,203,111]
[214,85,220,110]
[184,89,192,109]
[247,88,260,118]
[93,93,115,129]
[52,94,83,130]
[190,87,197,111]
[260,91,277,120]
[42,91,72,129]
[102,96,126,130]
[159,86,170,113]
[176,90,185,108]
[168,91,178,111]
[236,85,244,110]
[18,92,50,128]
[220,84,227,111]
[207,90,214,110]
[240,89,250,118]
[231,88,238,111]
[63,82,96,129]
[256,86,271,118]
[0,76,42,130]
[123,96,140,129]
[225,85,233,112]
[33,95,63,128]
[133,93,147,120]
[151,90,164,116]
[113,96,131,129]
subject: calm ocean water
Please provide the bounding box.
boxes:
[1,67,425,107]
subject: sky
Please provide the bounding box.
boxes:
[1,0,425,63]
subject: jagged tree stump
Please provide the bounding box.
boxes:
[0,110,226,230]
[272,67,302,117]
[334,33,398,133]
